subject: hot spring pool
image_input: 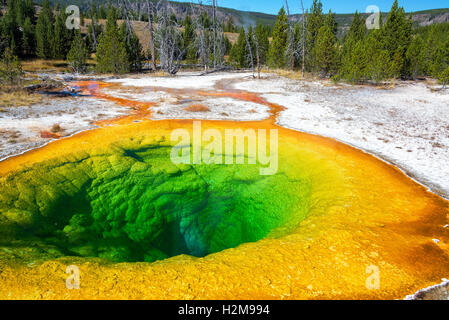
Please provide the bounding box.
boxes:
[0,118,448,300]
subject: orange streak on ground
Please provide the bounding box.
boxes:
[72,81,284,125]
[72,81,156,126]
[195,90,285,121]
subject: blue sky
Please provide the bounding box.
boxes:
[172,0,448,14]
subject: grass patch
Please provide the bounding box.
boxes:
[151,70,171,77]
[21,58,96,73]
[21,59,69,72]
[272,69,316,80]
[0,89,42,108]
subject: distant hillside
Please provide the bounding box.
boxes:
[410,8,449,26]
[289,9,449,36]
[33,0,275,27]
[36,1,449,31]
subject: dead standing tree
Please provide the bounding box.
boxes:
[284,0,296,71]
[146,0,157,70]
[119,0,135,42]
[191,1,210,72]
[245,30,255,78]
[214,9,227,68]
[252,32,262,79]
[119,0,132,32]
[209,0,227,69]
[190,0,227,73]
[154,0,183,74]
[89,0,99,51]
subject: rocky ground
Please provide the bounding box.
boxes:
[0,95,128,161]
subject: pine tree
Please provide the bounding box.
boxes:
[306,0,324,70]
[229,27,248,68]
[22,17,35,56]
[254,23,269,66]
[267,7,288,68]
[381,0,412,78]
[67,30,88,73]
[344,40,368,83]
[223,35,232,56]
[369,50,394,83]
[0,47,23,85]
[96,8,129,74]
[312,11,337,76]
[35,0,54,59]
[2,0,22,56]
[17,0,35,25]
[182,15,196,63]
[225,17,236,33]
[119,23,143,71]
[422,25,442,75]
[391,46,404,78]
[406,35,426,78]
[338,11,367,79]
[53,9,74,59]
[325,10,338,36]
[0,18,7,56]
[346,11,366,43]
[99,5,107,19]
[365,31,393,83]
[439,66,449,88]
[429,38,449,78]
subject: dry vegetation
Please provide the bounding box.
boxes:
[224,32,238,44]
[21,59,68,72]
[81,19,153,53]
[21,58,96,72]
[81,19,239,53]
[0,88,42,108]
[50,124,63,133]
[270,69,315,80]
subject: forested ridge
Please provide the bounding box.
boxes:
[0,0,448,87]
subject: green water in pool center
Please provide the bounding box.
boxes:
[0,143,311,263]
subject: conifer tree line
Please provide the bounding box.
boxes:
[0,0,448,83]
[227,0,449,84]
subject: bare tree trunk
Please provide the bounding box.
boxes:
[285,0,295,71]
[146,0,157,71]
[137,2,142,21]
[90,0,98,51]
[245,31,255,78]
[300,0,306,78]
[191,1,209,72]
[252,33,261,79]
[155,0,182,74]
[120,0,134,41]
